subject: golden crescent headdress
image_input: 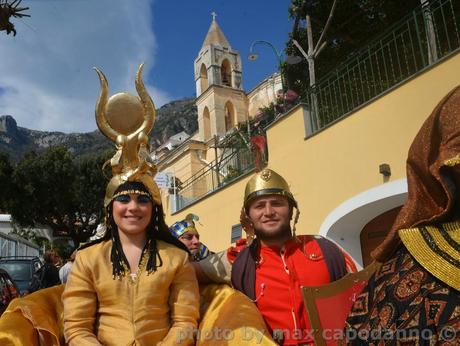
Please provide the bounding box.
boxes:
[94,63,161,207]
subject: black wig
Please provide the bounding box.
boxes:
[80,182,189,278]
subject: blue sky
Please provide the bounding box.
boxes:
[151,0,292,99]
[0,0,292,133]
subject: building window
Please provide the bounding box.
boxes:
[231,224,242,243]
[200,63,208,94]
[221,59,232,87]
[224,101,235,132]
[203,107,211,140]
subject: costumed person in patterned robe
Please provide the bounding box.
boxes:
[194,168,357,345]
[345,86,460,344]
[169,214,213,261]
[62,64,199,346]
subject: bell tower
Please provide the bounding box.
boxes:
[194,13,248,142]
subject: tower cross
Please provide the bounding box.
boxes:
[211,11,217,21]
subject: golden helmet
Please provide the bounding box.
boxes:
[243,168,298,209]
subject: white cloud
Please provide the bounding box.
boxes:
[0,0,170,133]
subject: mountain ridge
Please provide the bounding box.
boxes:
[0,98,198,161]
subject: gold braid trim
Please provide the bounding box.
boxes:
[399,221,460,291]
[112,240,151,283]
[443,153,460,167]
[112,190,151,201]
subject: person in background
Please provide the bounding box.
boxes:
[59,250,77,284]
[43,251,61,288]
[53,252,63,269]
[169,214,212,261]
[27,250,61,293]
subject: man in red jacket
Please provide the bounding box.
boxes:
[195,168,356,345]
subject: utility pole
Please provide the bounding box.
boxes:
[213,135,221,187]
[292,0,337,131]
[420,0,438,64]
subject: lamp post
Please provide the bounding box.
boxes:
[247,40,302,131]
[248,40,286,92]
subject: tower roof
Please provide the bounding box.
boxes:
[201,16,231,49]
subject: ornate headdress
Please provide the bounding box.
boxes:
[372,86,460,291]
[169,214,199,238]
[88,65,190,279]
[168,214,212,261]
[94,63,161,207]
[242,168,300,240]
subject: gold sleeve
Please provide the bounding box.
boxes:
[159,253,200,345]
[62,252,102,346]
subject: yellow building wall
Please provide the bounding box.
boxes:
[159,152,195,184]
[164,52,460,252]
[158,144,208,186]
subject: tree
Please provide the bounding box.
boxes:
[284,0,421,99]
[8,146,76,232]
[9,227,51,251]
[71,150,111,245]
[0,152,13,212]
[6,146,111,248]
[0,0,30,36]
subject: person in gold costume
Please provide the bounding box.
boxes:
[345,86,460,344]
[62,64,200,346]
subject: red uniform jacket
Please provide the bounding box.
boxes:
[230,235,355,345]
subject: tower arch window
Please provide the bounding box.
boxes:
[203,106,211,140]
[200,64,209,94]
[224,101,235,132]
[221,59,232,87]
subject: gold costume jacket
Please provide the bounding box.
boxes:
[62,240,200,346]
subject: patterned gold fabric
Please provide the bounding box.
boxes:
[345,86,460,345]
[62,240,199,345]
[399,222,460,292]
[346,247,460,345]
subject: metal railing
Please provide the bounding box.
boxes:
[172,145,254,212]
[172,0,460,212]
[311,0,460,129]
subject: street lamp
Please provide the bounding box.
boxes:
[248,40,301,92]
